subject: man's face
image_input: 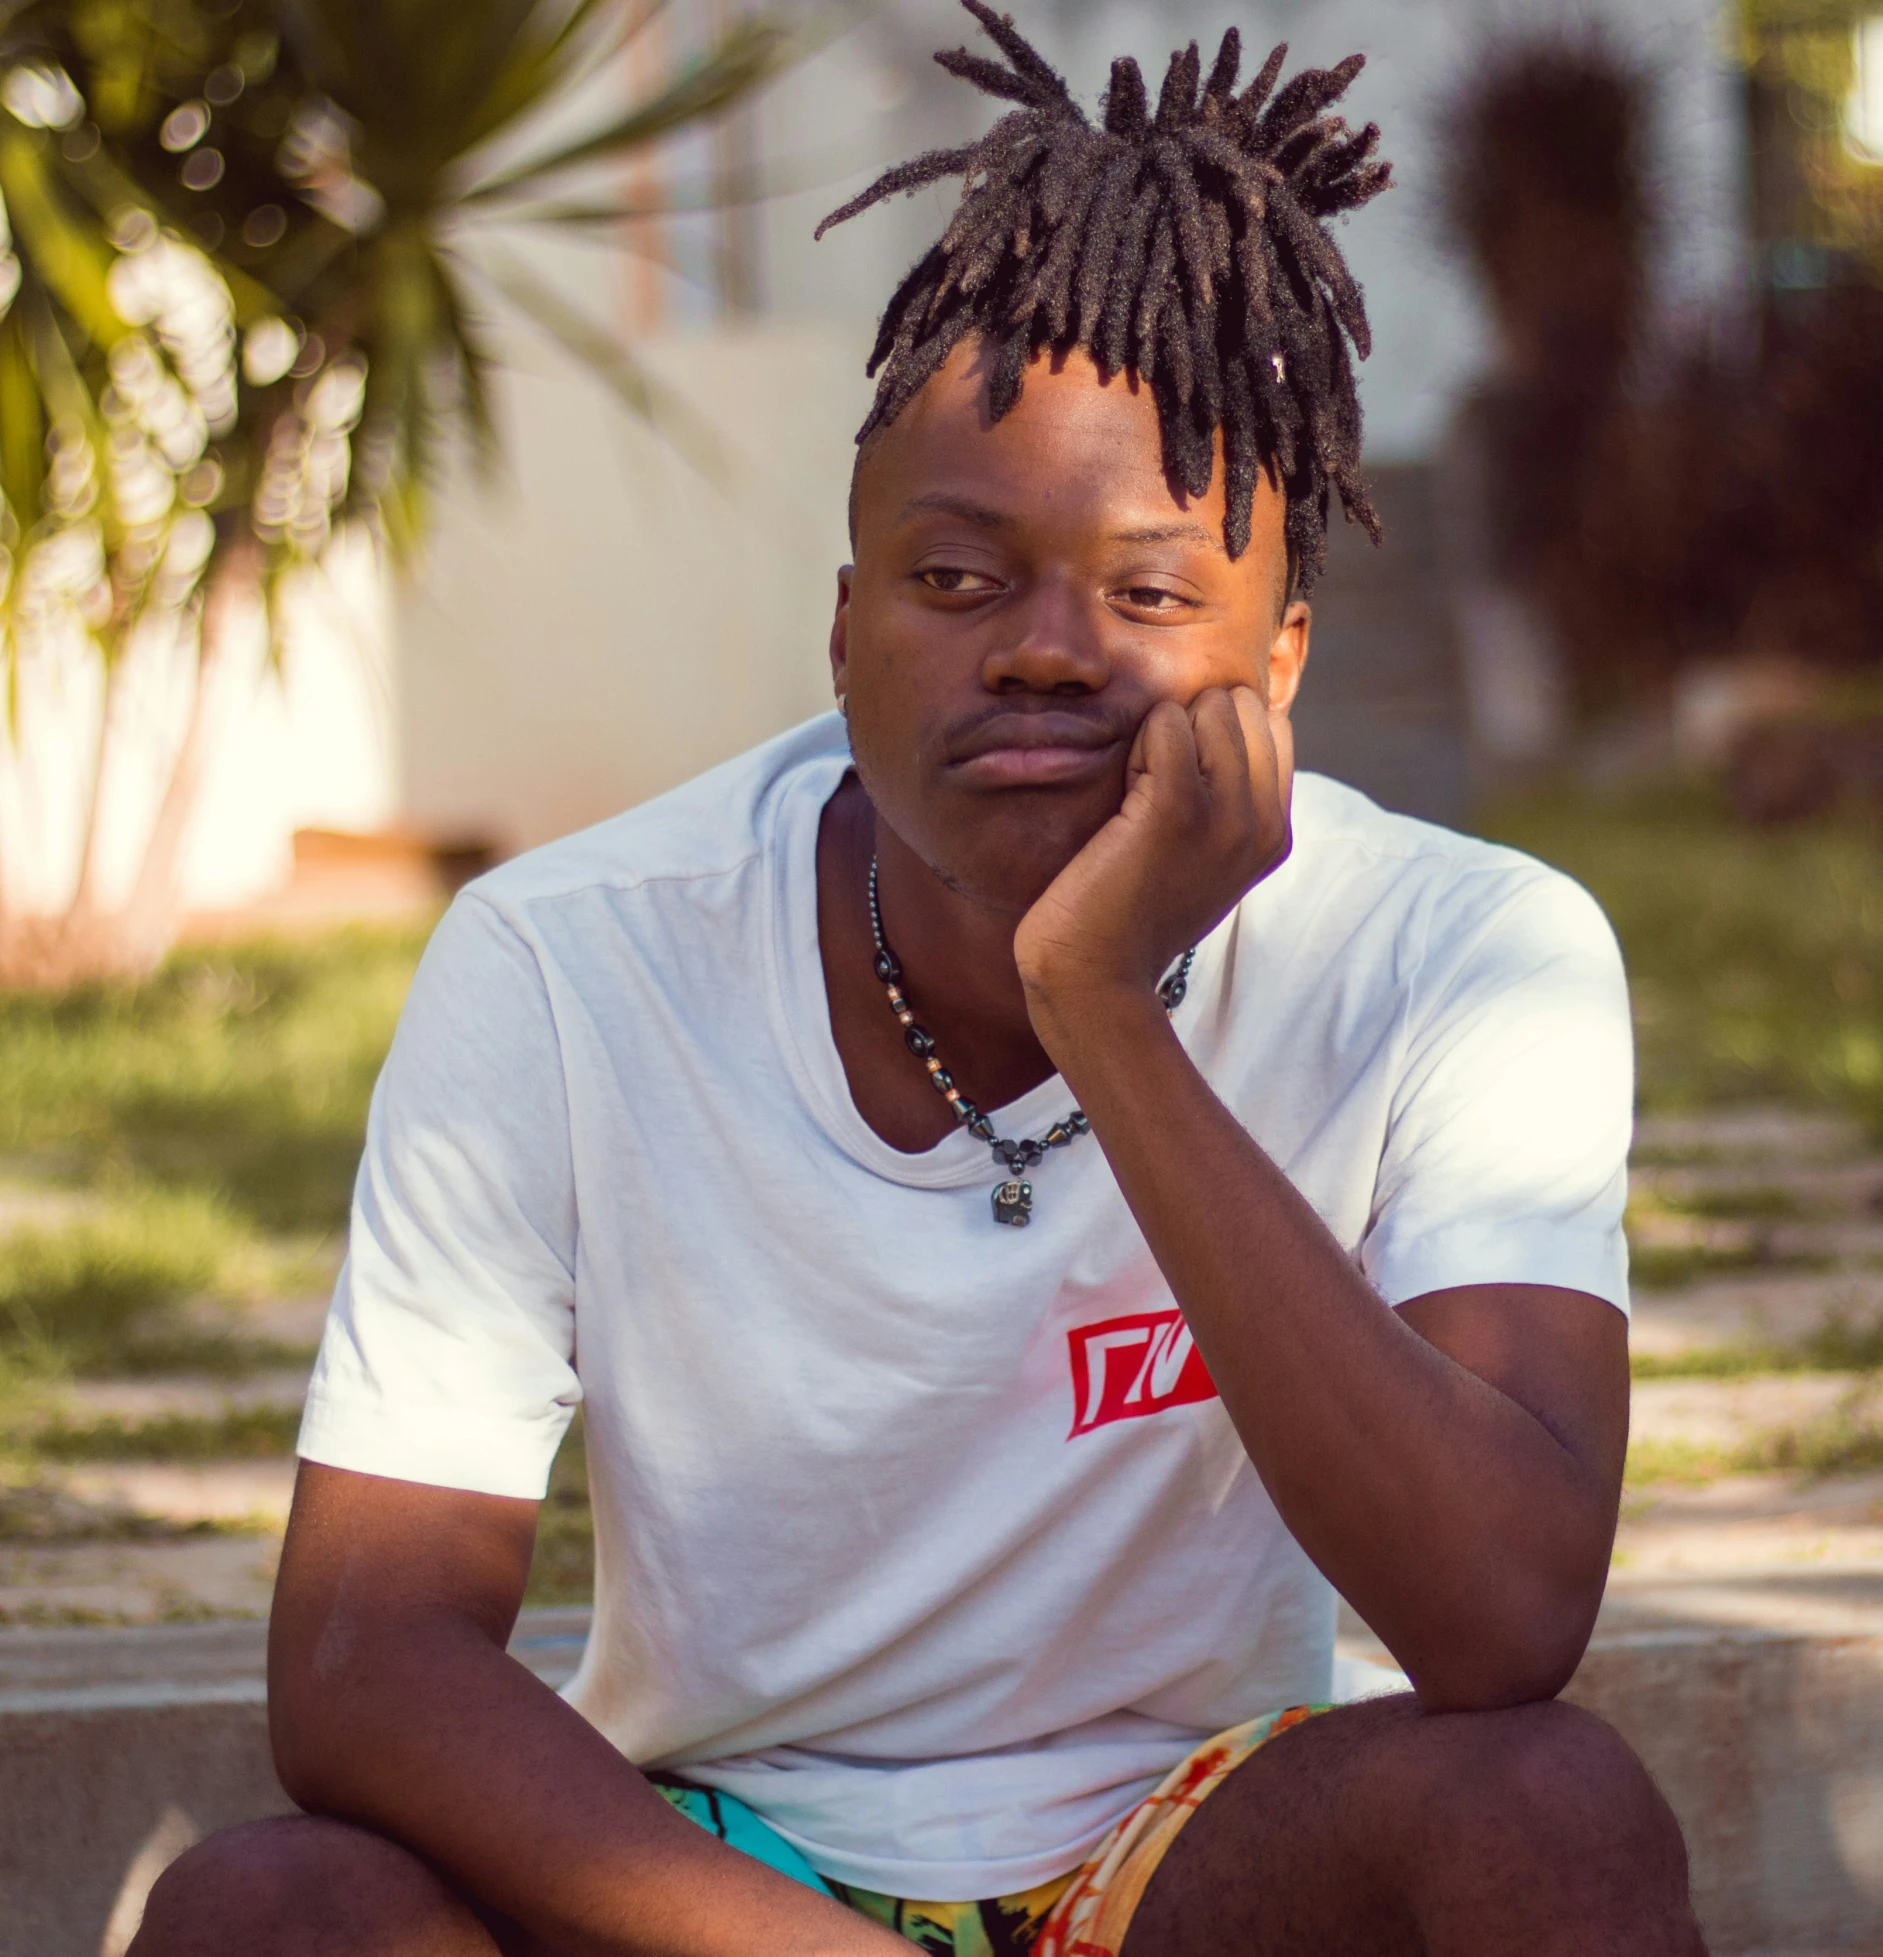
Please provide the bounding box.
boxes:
[832,340,1310,915]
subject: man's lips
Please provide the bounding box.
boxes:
[944,712,1127,788]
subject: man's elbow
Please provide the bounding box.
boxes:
[1408,1584,1601,1714]
[266,1607,403,1814]
[269,1676,356,1812]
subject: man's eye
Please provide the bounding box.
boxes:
[919,567,999,594]
[1123,586,1187,611]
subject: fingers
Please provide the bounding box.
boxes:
[1139,698,1204,794]
[1195,686,1291,875]
[1136,692,1288,878]
[1192,688,1252,804]
[1228,686,1284,826]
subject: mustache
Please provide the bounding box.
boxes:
[940,699,1141,763]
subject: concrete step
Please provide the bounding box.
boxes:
[1566,1629,1883,1957]
[0,1610,589,1957]
[3,1613,1879,1957]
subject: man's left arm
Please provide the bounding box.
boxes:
[1017,691,1629,1713]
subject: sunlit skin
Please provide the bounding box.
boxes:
[820,338,1305,1148]
[130,343,1705,1957]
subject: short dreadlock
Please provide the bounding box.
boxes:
[817,1,1393,591]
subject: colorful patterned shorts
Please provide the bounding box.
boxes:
[652,1704,1328,1957]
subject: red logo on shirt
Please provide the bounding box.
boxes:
[1067,1310,1218,1437]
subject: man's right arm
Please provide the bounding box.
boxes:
[270,1462,905,1957]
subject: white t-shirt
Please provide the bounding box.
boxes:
[299,712,1632,1899]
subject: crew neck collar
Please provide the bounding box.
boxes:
[764,742,1087,1189]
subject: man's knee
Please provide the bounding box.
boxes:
[130,1815,496,1957]
[1401,1699,1691,1888]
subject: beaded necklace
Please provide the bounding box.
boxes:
[867,855,1197,1227]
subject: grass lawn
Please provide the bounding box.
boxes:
[1480,784,1883,1130]
[0,926,428,1380]
[2,782,1881,1599]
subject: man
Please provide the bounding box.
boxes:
[138,10,1704,1954]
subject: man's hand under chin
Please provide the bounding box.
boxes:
[1009,693,1628,1715]
[1014,686,1294,1049]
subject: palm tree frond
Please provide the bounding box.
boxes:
[453,0,670,157]
[0,303,45,529]
[0,124,122,349]
[429,247,500,474]
[55,142,283,324]
[463,13,797,204]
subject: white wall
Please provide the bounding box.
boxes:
[397,326,872,853]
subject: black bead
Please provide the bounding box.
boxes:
[969,1117,995,1142]
[952,1099,978,1123]
[929,1069,954,1094]
[1069,1112,1091,1135]
[1044,1124,1072,1148]
[1020,1141,1045,1166]
[874,950,901,984]
[905,1026,935,1058]
[1160,977,1187,1010]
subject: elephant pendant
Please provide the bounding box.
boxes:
[992,1179,1034,1227]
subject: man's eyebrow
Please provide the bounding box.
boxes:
[1110,521,1224,553]
[893,499,1226,553]
[895,493,1011,529]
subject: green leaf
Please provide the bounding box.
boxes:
[55,141,283,325]
[0,305,45,530]
[452,0,664,157]
[429,243,499,472]
[0,122,123,350]
[463,14,798,203]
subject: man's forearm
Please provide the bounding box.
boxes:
[1038,990,1617,1709]
[272,1601,900,1957]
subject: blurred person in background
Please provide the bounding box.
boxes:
[136,7,1703,1954]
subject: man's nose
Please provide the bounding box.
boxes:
[980,578,1110,694]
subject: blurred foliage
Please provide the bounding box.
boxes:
[0,922,421,1378]
[1738,0,1883,270]
[1574,284,1883,703]
[29,1400,301,1456]
[1625,1240,1827,1289]
[1484,785,1883,1127]
[1442,23,1883,719]
[1633,1310,1883,1379]
[0,921,425,1227]
[0,0,808,978]
[1,1194,226,1373]
[1628,1378,1883,1486]
[0,1467,221,1537]
[1750,1377,1883,1474]
[0,0,803,612]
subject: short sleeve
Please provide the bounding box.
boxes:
[1360,865,1634,1316]
[297,892,581,1498]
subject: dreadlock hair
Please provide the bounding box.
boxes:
[817,0,1393,591]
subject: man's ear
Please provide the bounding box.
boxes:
[830,565,855,711]
[1266,600,1311,719]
